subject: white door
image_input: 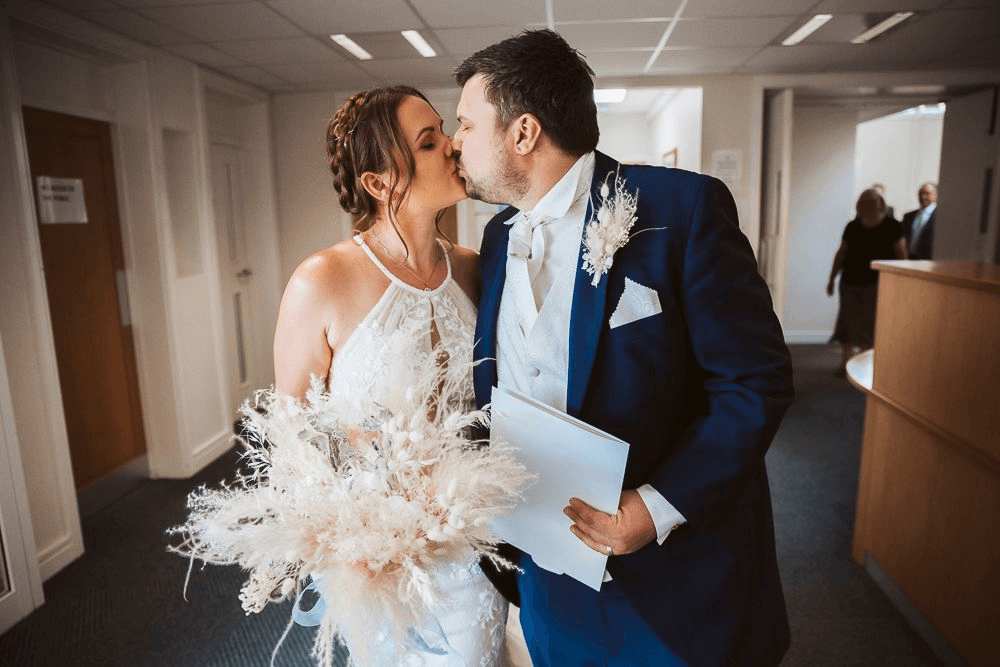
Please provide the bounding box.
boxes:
[210,143,257,419]
[760,89,794,325]
[0,328,44,634]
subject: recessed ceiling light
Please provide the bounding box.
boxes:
[850,12,914,44]
[595,88,627,104]
[330,34,372,60]
[781,14,833,46]
[401,30,436,58]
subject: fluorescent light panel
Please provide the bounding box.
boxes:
[781,14,832,46]
[595,88,627,104]
[851,12,914,44]
[401,30,436,58]
[330,34,372,60]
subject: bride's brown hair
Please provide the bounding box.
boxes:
[326,86,433,233]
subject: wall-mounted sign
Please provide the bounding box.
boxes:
[710,150,742,194]
[36,176,88,224]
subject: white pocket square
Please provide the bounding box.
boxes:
[609,277,662,329]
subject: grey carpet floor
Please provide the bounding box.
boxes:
[0,344,945,666]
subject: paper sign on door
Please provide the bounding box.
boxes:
[36,176,88,224]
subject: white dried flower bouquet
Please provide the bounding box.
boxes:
[168,342,531,667]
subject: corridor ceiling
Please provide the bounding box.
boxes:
[13,0,1000,93]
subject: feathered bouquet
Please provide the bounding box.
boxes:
[168,338,531,667]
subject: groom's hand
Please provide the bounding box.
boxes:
[564,490,657,557]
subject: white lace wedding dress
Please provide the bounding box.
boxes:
[324,235,508,667]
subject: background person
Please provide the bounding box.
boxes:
[827,188,907,376]
[901,182,938,260]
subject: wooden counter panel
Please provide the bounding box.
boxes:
[924,442,1000,667]
[861,401,935,595]
[857,400,1000,667]
[873,260,1000,294]
[873,272,1000,461]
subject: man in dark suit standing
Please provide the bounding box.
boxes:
[901,182,937,260]
[453,29,793,667]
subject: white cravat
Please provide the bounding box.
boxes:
[495,153,685,557]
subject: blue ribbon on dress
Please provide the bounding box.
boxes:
[291,579,327,626]
[291,578,462,664]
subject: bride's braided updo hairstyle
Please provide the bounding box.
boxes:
[326,85,430,232]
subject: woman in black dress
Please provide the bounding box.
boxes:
[826,188,908,375]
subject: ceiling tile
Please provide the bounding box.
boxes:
[650,46,759,72]
[165,43,246,67]
[554,20,671,51]
[114,0,247,7]
[222,64,300,89]
[139,3,303,42]
[738,44,855,73]
[682,0,818,18]
[551,0,681,22]
[669,16,796,48]
[942,0,999,7]
[214,36,340,65]
[44,0,119,12]
[804,14,875,43]
[408,0,545,29]
[81,9,194,45]
[265,0,423,34]
[431,26,527,56]
[356,56,459,85]
[930,35,1000,68]
[583,50,658,77]
[263,60,375,87]
[346,31,447,60]
[880,7,1000,47]
[811,0,949,12]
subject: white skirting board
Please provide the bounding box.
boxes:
[783,331,834,344]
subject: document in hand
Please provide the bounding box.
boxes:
[489,385,629,591]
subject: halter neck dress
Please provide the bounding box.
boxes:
[325,235,508,667]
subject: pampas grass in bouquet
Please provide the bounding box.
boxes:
[167,336,531,667]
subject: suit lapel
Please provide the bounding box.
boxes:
[566,152,619,417]
[473,216,513,403]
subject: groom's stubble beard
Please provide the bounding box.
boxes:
[461,134,529,207]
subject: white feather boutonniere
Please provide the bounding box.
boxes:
[581,171,639,286]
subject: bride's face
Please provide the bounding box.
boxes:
[392,95,467,217]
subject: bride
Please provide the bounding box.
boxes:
[272,86,508,666]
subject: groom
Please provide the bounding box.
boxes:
[453,30,793,666]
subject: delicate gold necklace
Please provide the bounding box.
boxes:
[371,226,444,290]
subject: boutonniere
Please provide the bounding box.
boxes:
[581,171,639,287]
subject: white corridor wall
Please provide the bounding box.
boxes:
[783,106,859,343]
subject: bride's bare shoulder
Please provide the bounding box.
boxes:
[286,238,365,300]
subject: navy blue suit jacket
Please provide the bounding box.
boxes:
[474,152,794,666]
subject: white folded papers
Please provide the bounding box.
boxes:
[489,385,629,591]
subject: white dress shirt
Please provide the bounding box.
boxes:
[910,201,936,252]
[495,152,685,552]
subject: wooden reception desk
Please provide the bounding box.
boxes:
[850,261,1000,667]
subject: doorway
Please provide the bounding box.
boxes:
[22,107,147,495]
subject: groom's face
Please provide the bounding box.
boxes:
[453,74,521,205]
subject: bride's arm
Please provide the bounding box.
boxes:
[273,254,338,400]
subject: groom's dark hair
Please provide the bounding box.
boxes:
[455,29,599,157]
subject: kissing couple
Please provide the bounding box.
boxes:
[274,29,793,667]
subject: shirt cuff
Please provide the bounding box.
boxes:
[636,484,686,545]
